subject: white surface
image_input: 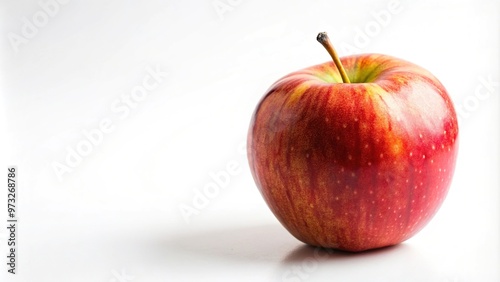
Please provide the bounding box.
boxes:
[0,0,499,281]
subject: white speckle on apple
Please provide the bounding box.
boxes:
[369,190,373,194]
[306,153,310,158]
[348,154,353,160]
[409,151,413,157]
[353,190,358,195]
[354,117,358,122]
[430,159,434,164]
[335,196,339,201]
[372,200,375,204]
[379,153,384,158]
[364,144,369,149]
[419,133,423,138]
[336,180,340,184]
[342,123,347,128]
[422,154,426,159]
[351,172,356,177]
[423,195,426,199]
[368,162,372,166]
[405,179,409,183]
[441,144,445,149]
[431,145,436,150]
[444,130,447,135]
[325,117,329,122]
[336,136,340,141]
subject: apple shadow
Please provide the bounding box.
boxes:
[276,241,440,281]
[281,243,402,264]
[146,222,440,280]
[155,222,301,263]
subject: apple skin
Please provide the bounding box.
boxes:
[247,54,458,252]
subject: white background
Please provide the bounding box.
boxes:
[0,0,499,281]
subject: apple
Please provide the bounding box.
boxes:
[247,32,459,252]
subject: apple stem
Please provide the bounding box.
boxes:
[316,32,351,83]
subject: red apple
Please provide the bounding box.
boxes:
[247,32,458,252]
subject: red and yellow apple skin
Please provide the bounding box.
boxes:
[247,54,459,252]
